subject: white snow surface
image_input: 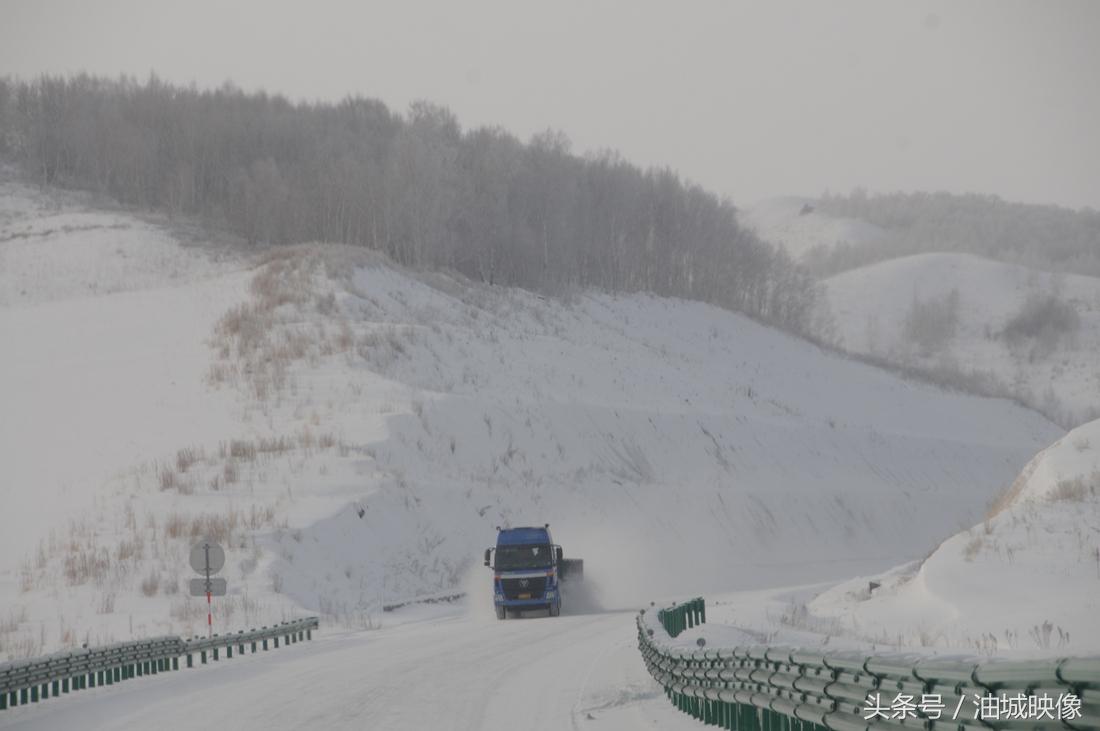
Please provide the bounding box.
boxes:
[0,177,1066,672]
[741,197,887,260]
[0,606,703,731]
[0,176,1092,729]
[823,252,1100,425]
[799,418,1100,655]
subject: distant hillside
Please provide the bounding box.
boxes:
[741,197,887,261]
[822,252,1100,427]
[811,190,1100,277]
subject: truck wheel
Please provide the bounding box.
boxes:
[495,606,506,620]
[549,601,560,617]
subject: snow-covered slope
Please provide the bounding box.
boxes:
[0,179,1062,661]
[824,252,1100,425]
[806,418,1100,654]
[741,197,886,260]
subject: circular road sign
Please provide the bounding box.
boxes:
[189,539,226,575]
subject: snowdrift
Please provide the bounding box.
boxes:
[809,418,1100,654]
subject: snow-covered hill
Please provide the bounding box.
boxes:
[823,252,1100,425]
[0,178,1062,661]
[805,417,1100,654]
[741,197,886,260]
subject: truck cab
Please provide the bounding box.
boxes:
[484,525,568,619]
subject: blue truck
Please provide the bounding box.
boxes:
[483,524,583,619]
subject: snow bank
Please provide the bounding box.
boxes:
[804,418,1100,655]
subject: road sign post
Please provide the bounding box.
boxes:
[189,538,226,639]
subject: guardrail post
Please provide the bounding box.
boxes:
[227,643,233,658]
[263,638,269,651]
[186,653,193,668]
[173,657,179,671]
[0,691,6,710]
[30,685,39,703]
[306,628,312,640]
[213,647,219,661]
[200,650,207,665]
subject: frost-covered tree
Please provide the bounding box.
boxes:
[0,73,820,334]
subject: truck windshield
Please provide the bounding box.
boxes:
[495,544,553,571]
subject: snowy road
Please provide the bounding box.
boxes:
[0,607,698,731]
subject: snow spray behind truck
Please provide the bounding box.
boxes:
[483,524,583,619]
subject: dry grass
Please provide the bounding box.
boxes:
[165,512,189,540]
[1048,473,1097,503]
[63,546,111,586]
[97,593,116,614]
[1,632,42,660]
[116,536,144,563]
[208,245,420,405]
[208,248,322,402]
[0,607,27,636]
[161,506,278,547]
[140,570,161,597]
[963,535,984,561]
[224,439,258,461]
[176,446,203,473]
[159,464,178,491]
[986,455,1040,520]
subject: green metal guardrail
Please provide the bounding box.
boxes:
[0,617,319,712]
[638,599,1100,731]
[658,598,706,638]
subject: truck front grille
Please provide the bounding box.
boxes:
[500,576,547,600]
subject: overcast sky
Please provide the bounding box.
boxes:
[3,0,1098,210]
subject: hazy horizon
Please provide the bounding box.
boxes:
[3,0,1099,211]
